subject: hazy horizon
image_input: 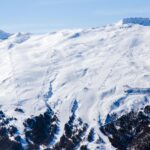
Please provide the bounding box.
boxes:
[0,0,150,33]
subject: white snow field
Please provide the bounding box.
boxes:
[0,18,150,149]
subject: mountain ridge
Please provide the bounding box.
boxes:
[0,19,150,149]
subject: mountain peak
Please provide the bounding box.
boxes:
[117,17,150,26]
[0,30,10,40]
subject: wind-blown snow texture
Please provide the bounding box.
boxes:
[0,18,150,150]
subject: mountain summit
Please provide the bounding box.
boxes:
[0,30,10,40]
[118,17,150,26]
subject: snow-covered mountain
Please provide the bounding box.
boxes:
[0,18,150,150]
[120,17,150,26]
[0,30,11,40]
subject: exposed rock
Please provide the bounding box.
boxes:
[0,110,23,150]
[100,106,150,150]
[53,113,88,150]
[24,108,59,148]
[15,108,24,113]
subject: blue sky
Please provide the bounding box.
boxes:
[0,0,150,33]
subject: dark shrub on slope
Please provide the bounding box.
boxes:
[100,105,150,150]
[24,108,59,148]
[0,110,23,150]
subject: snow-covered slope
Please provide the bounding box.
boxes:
[0,19,150,150]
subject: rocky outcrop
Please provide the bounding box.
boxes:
[100,105,150,150]
[0,110,23,150]
[24,108,59,149]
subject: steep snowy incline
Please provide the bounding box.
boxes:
[0,21,150,149]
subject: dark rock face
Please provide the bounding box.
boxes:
[24,108,59,149]
[23,104,91,149]
[53,114,89,150]
[144,105,150,114]
[0,136,23,150]
[100,105,150,150]
[51,100,91,150]
[0,110,23,150]
[129,127,150,150]
[15,108,24,113]
[1,102,150,150]
[80,145,89,150]
[87,128,95,142]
